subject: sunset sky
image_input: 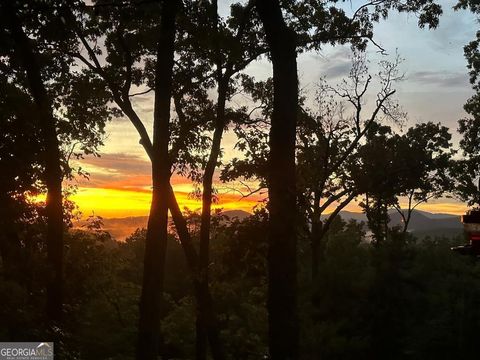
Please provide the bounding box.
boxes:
[70,0,476,218]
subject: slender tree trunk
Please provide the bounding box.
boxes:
[196,1,229,355]
[256,1,299,359]
[311,219,321,280]
[197,74,228,360]
[116,73,227,360]
[195,297,208,360]
[138,184,169,359]
[402,208,413,234]
[5,4,64,323]
[137,1,177,358]
[0,195,23,282]
[85,2,224,354]
[195,311,208,360]
[168,188,226,360]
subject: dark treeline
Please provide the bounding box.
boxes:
[1,0,480,359]
[3,211,480,360]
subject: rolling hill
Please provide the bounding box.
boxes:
[75,209,462,241]
[74,210,251,241]
[326,209,463,238]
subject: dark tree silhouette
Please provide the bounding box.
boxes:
[454,0,480,206]
[298,54,402,278]
[1,2,65,323]
[255,1,299,359]
[0,82,38,283]
[63,2,226,358]
[173,1,262,357]
[137,0,178,358]
[353,122,453,241]
[390,123,453,232]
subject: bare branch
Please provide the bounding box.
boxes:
[318,192,357,239]
[318,188,351,215]
[221,182,266,200]
[116,27,134,99]
[129,88,153,97]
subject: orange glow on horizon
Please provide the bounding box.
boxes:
[70,186,263,218]
[324,200,467,216]
[69,152,469,219]
[71,188,467,219]
[35,186,468,219]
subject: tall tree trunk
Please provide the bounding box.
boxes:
[0,194,23,282]
[137,0,177,358]
[196,2,229,356]
[197,73,228,360]
[110,61,227,360]
[168,188,226,360]
[5,3,64,323]
[311,192,356,279]
[255,1,299,359]
[311,218,321,280]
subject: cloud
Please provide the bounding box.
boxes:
[131,94,154,114]
[323,61,352,79]
[395,90,471,131]
[75,153,149,189]
[428,3,477,53]
[70,149,266,218]
[408,71,469,88]
[81,153,151,175]
[74,152,191,192]
[312,46,352,80]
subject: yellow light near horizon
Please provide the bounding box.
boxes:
[412,202,468,216]
[34,186,468,219]
[69,187,261,218]
[70,188,152,218]
[306,199,468,217]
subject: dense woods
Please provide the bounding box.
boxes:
[1,0,480,359]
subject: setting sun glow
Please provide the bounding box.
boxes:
[65,185,467,219]
[70,186,263,218]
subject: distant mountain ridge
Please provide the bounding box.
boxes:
[323,209,462,237]
[74,210,251,241]
[74,209,462,241]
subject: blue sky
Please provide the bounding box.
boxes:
[350,1,472,121]
[369,0,476,132]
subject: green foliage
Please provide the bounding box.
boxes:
[302,217,372,359]
[301,217,480,360]
[1,207,480,359]
[210,212,269,359]
[454,0,480,206]
[355,121,454,237]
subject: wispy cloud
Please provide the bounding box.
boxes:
[74,152,191,192]
[428,4,477,54]
[81,153,151,175]
[314,46,352,80]
[70,150,265,218]
[408,70,469,88]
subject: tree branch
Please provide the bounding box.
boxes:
[129,88,153,97]
[318,192,357,240]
